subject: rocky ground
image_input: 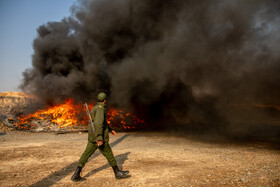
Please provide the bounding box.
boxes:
[0,131,279,187]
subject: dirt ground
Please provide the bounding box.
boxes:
[0,131,279,187]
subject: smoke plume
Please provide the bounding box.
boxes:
[20,0,280,135]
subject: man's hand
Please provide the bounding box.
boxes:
[111,130,117,136]
[97,140,103,147]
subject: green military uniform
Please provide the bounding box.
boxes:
[78,102,117,168]
[71,93,129,181]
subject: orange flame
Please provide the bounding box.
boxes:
[16,99,89,129]
[107,108,145,130]
[15,98,145,130]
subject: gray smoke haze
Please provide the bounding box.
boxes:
[20,0,280,135]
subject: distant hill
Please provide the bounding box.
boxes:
[0,92,40,116]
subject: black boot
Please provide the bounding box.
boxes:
[71,166,86,182]
[112,166,130,179]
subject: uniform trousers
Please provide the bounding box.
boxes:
[78,141,117,167]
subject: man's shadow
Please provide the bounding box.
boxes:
[30,134,130,187]
[84,152,131,178]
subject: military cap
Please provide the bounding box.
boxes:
[97,92,107,101]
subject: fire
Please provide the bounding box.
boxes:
[15,98,145,131]
[16,99,89,129]
[107,108,146,130]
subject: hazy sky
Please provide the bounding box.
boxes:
[0,0,76,92]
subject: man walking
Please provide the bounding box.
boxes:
[71,92,129,181]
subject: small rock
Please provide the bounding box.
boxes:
[34,126,44,132]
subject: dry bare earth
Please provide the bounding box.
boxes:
[0,131,279,187]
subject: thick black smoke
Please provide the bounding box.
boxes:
[21,0,280,135]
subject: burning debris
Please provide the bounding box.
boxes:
[107,108,146,130]
[14,98,88,131]
[2,97,145,132]
[15,99,85,128]
[0,115,16,132]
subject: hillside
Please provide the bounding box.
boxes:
[0,92,39,116]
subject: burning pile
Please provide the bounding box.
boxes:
[14,99,145,131]
[15,99,87,130]
[107,108,146,130]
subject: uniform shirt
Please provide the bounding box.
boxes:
[88,102,113,142]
